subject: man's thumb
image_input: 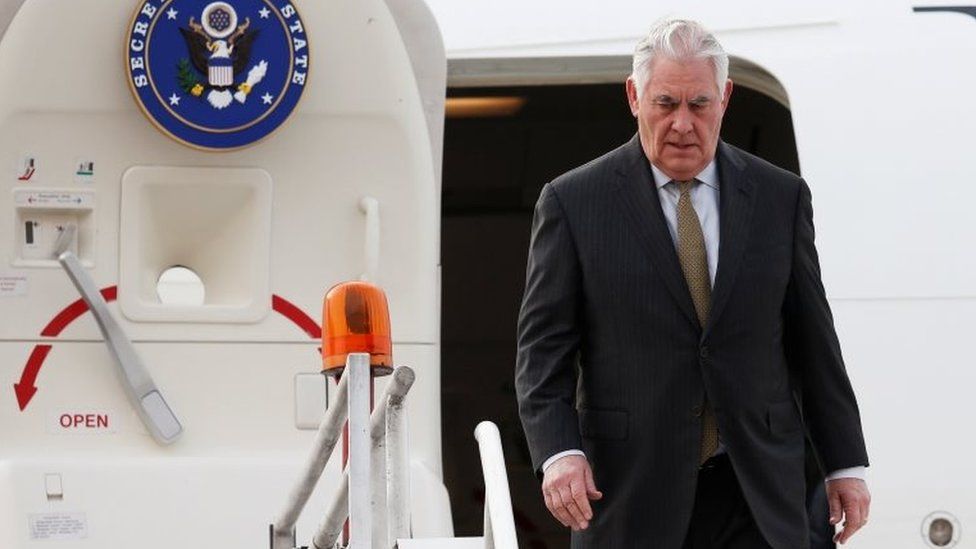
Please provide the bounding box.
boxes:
[584,464,603,499]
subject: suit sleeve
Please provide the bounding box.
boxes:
[516,183,584,474]
[784,179,869,473]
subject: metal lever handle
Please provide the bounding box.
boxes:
[58,250,183,445]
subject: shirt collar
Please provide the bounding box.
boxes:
[650,158,720,191]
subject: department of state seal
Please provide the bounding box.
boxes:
[126,0,309,150]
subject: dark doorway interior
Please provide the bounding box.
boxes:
[441,82,798,547]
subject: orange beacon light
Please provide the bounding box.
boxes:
[322,281,393,377]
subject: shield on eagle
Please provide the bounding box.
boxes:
[179,2,262,109]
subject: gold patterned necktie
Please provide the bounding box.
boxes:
[675,180,719,464]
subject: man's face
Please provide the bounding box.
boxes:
[626,57,733,181]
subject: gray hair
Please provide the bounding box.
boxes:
[631,19,729,99]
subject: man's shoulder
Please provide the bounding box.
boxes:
[723,142,803,191]
[547,140,632,199]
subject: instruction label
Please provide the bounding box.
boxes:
[74,158,95,184]
[16,154,36,182]
[14,190,93,209]
[0,273,28,297]
[48,410,117,434]
[28,512,88,540]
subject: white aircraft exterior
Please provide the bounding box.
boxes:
[0,0,972,547]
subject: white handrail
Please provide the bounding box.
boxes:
[474,422,519,549]
[386,391,410,545]
[348,354,372,549]
[271,357,415,549]
[371,401,389,548]
[310,365,416,549]
[359,197,380,282]
[271,368,350,549]
[272,365,513,549]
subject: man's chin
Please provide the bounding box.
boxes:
[658,159,704,181]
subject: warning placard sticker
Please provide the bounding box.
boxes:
[28,512,88,540]
[0,273,28,297]
[14,189,94,209]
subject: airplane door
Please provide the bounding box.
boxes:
[0,0,447,547]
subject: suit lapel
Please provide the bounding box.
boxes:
[704,141,758,338]
[612,135,699,329]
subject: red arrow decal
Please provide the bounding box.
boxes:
[18,290,319,412]
[272,294,320,339]
[15,286,118,411]
[41,286,117,337]
[14,344,52,410]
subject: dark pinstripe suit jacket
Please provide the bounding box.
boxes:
[515,135,869,549]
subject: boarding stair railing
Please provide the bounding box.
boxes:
[269,352,518,549]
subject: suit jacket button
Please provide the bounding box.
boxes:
[692,405,703,417]
[699,346,709,359]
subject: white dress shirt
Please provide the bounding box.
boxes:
[542,159,865,483]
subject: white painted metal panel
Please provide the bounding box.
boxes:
[0,0,439,343]
[0,1,448,545]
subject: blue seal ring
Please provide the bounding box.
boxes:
[126,0,310,151]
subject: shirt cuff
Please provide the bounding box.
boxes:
[542,449,586,472]
[825,466,867,482]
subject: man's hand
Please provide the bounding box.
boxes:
[827,478,871,544]
[541,454,603,531]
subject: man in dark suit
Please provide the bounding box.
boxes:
[515,19,870,548]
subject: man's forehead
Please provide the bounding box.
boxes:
[646,57,719,96]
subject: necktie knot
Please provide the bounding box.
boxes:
[676,180,695,196]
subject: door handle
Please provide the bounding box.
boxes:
[55,227,182,445]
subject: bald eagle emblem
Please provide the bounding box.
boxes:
[126,0,310,150]
[178,2,267,109]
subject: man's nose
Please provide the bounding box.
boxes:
[671,106,694,133]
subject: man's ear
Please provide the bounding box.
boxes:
[625,77,640,117]
[721,79,734,111]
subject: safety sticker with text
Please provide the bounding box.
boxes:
[28,512,88,540]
